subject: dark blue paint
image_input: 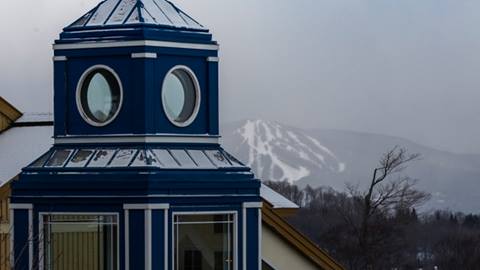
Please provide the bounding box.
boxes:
[13,210,29,270]
[152,210,165,269]
[12,1,261,269]
[129,210,145,270]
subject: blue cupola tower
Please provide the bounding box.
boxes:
[10,1,262,270]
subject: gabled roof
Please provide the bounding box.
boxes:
[67,0,205,31]
[0,97,22,132]
[262,204,345,270]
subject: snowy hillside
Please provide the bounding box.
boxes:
[222,120,480,213]
[226,120,345,183]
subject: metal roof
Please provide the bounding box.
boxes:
[29,147,246,171]
[67,0,205,31]
[260,184,299,209]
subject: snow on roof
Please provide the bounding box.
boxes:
[261,184,299,209]
[15,113,53,124]
[67,0,205,31]
[0,125,53,187]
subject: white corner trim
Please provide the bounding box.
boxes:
[123,204,170,210]
[29,209,33,270]
[54,135,219,145]
[53,56,67,61]
[145,210,152,270]
[164,209,168,270]
[258,208,262,270]
[207,57,219,62]
[125,209,130,270]
[242,202,263,209]
[131,52,157,59]
[53,40,219,51]
[242,207,247,270]
[10,203,33,210]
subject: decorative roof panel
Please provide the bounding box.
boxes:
[28,147,246,170]
[67,0,205,31]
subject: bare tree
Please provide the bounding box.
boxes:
[343,146,430,269]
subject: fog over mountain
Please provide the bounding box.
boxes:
[2,0,480,154]
[222,120,480,213]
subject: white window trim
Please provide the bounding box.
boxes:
[75,65,124,127]
[53,40,219,51]
[38,212,120,270]
[131,52,157,59]
[161,65,201,128]
[171,211,238,270]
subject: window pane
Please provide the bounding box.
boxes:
[30,151,52,168]
[79,67,122,125]
[108,149,137,167]
[43,214,118,270]
[131,149,159,167]
[88,150,115,167]
[204,151,232,168]
[66,149,95,168]
[188,150,215,169]
[152,149,180,168]
[170,150,197,168]
[45,150,73,168]
[174,214,234,270]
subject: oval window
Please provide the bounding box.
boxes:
[162,67,200,127]
[77,66,122,126]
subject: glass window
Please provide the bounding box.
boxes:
[170,150,197,168]
[205,151,232,168]
[108,149,137,167]
[45,150,73,168]
[162,67,200,127]
[88,150,116,168]
[152,149,180,168]
[30,151,52,168]
[78,67,122,126]
[174,214,235,270]
[66,149,95,168]
[131,149,159,167]
[188,150,215,169]
[42,214,118,270]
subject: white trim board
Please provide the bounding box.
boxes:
[207,57,219,62]
[10,203,33,210]
[53,56,67,61]
[243,202,263,209]
[53,40,219,51]
[131,52,157,59]
[145,210,152,270]
[54,135,219,145]
[124,204,170,210]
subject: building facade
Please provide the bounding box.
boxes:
[3,1,345,270]
[10,1,262,269]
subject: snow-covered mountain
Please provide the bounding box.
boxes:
[222,120,480,213]
[224,120,345,184]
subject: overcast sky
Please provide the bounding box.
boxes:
[1,0,480,154]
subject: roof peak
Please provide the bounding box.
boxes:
[66,0,206,32]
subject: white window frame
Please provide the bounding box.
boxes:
[76,64,124,127]
[38,212,120,270]
[171,211,238,270]
[161,65,201,128]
